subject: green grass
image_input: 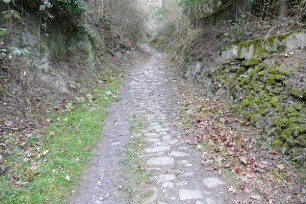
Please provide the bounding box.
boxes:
[0,77,123,204]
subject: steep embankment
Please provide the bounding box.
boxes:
[0,1,145,203]
[157,30,306,164]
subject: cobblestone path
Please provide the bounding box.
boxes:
[70,45,228,204]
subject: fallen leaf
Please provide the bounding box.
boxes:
[65,175,70,181]
[246,172,256,179]
[228,186,236,193]
[276,164,285,170]
[256,162,268,169]
[251,194,262,201]
[240,156,248,165]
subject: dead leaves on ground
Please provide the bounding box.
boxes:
[181,97,304,203]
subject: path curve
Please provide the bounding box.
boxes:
[70,45,229,204]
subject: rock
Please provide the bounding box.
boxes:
[144,146,170,153]
[162,182,174,189]
[203,177,226,188]
[157,174,176,183]
[147,157,174,166]
[206,198,217,204]
[169,151,188,157]
[179,189,207,200]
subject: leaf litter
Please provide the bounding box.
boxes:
[175,80,306,204]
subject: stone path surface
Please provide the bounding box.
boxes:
[70,45,229,204]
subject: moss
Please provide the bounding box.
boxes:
[286,105,297,113]
[272,139,283,147]
[274,117,288,128]
[288,116,305,124]
[264,74,285,85]
[0,85,4,96]
[254,64,265,72]
[294,135,306,147]
[289,88,306,99]
[281,128,293,141]
[237,77,248,86]
[237,38,265,57]
[241,58,260,67]
[267,67,290,76]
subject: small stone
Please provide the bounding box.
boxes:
[162,182,174,189]
[184,172,194,176]
[147,157,174,166]
[147,138,160,142]
[206,198,216,204]
[179,160,188,164]
[177,182,188,186]
[111,142,121,146]
[179,189,204,200]
[169,151,188,157]
[163,135,172,140]
[145,146,170,153]
[157,174,176,183]
[203,177,225,188]
[250,194,262,201]
[146,133,160,138]
[165,139,179,145]
[97,181,102,186]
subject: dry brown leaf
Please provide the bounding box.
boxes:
[276,164,285,170]
[246,172,256,179]
[240,156,248,165]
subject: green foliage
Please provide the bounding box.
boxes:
[2,10,21,19]
[52,0,87,16]
[0,28,7,36]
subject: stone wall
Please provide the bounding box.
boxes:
[177,31,306,163]
[7,11,100,93]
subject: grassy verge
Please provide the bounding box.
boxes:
[0,77,123,204]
